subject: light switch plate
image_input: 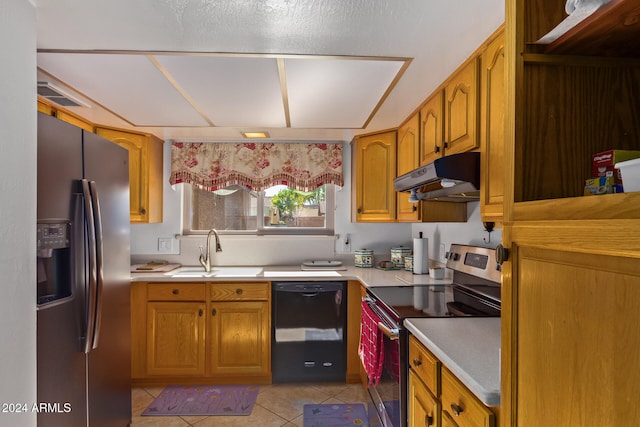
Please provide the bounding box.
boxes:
[158,237,173,253]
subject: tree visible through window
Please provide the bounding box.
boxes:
[187,184,334,234]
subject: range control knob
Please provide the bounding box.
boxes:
[496,244,510,265]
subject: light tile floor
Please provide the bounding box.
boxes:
[131,382,371,426]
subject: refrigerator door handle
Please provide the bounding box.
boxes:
[89,180,104,350]
[82,179,98,354]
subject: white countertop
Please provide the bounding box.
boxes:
[404,317,501,406]
[130,264,453,287]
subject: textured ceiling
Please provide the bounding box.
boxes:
[35,0,505,141]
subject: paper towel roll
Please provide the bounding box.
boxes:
[413,287,424,310]
[413,237,429,274]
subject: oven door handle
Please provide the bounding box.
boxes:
[377,322,399,340]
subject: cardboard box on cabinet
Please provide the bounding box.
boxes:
[592,150,640,184]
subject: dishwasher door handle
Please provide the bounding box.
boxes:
[302,292,320,297]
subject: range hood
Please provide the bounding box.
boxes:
[393,152,480,202]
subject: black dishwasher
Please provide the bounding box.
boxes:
[272,281,347,382]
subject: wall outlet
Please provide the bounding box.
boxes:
[440,243,447,261]
[343,233,352,253]
[158,237,173,253]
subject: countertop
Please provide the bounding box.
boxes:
[130,264,453,287]
[404,317,501,406]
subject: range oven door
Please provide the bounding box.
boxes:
[367,328,401,427]
[362,298,402,427]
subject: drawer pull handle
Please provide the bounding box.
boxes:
[172,289,179,295]
[236,288,243,295]
[426,414,434,426]
[450,402,464,416]
[413,358,422,367]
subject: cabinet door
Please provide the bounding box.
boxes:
[95,127,163,223]
[479,31,505,223]
[209,301,270,375]
[146,301,206,376]
[504,243,640,427]
[444,59,479,156]
[397,114,420,222]
[441,367,494,427]
[409,370,440,427]
[354,131,397,222]
[441,411,459,427]
[420,91,445,166]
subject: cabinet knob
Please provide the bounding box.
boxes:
[198,309,203,317]
[140,208,146,215]
[413,358,422,367]
[426,414,434,426]
[357,207,362,214]
[496,244,510,265]
[412,205,417,212]
[434,144,440,153]
[172,289,179,295]
[450,402,464,416]
[236,288,243,295]
[211,308,217,316]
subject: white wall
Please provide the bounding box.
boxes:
[0,0,37,424]
[412,201,503,263]
[130,141,501,266]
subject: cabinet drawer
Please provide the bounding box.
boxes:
[210,282,270,301]
[441,367,494,427]
[409,335,440,396]
[147,283,206,301]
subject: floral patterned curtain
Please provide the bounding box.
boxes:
[169,142,344,192]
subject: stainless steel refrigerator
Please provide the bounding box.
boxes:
[36,112,131,426]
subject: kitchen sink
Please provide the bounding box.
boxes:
[166,266,263,278]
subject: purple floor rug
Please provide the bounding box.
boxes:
[303,403,368,427]
[142,385,259,416]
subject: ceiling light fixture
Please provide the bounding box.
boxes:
[241,131,270,139]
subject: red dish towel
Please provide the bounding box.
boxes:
[359,300,385,386]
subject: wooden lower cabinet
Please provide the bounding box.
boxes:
[409,335,496,427]
[441,368,494,427]
[146,301,206,376]
[131,281,271,385]
[409,369,440,427]
[503,241,640,426]
[208,301,270,376]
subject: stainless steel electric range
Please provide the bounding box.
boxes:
[362,244,502,427]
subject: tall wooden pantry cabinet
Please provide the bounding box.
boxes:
[501,1,640,426]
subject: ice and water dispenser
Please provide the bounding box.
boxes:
[37,220,72,306]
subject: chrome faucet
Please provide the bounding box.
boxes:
[199,229,222,273]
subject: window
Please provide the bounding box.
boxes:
[184,184,335,235]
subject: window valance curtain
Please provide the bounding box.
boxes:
[169,142,344,192]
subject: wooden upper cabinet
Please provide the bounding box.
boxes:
[55,111,93,133]
[353,131,397,222]
[420,58,479,167]
[420,90,445,166]
[95,127,163,223]
[445,58,479,157]
[479,29,506,224]
[397,114,421,222]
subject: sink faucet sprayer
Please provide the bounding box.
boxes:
[199,229,222,273]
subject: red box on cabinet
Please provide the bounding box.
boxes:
[592,150,640,184]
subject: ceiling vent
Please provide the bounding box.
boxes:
[37,81,89,108]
